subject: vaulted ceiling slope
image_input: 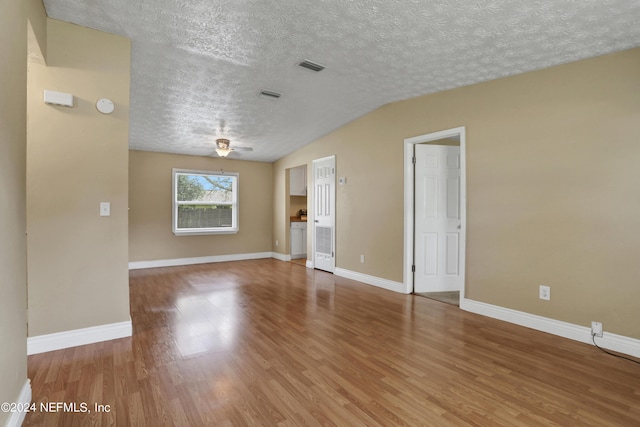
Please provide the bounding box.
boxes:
[43,0,640,162]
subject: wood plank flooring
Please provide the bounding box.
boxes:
[25,259,640,426]
[415,291,460,306]
[290,258,307,267]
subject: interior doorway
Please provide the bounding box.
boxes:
[287,164,308,264]
[404,127,466,307]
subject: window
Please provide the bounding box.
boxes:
[172,168,239,235]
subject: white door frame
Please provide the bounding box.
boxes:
[404,127,467,303]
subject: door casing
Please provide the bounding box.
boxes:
[404,127,467,303]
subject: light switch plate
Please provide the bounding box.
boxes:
[100,202,110,217]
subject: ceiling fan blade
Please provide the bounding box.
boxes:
[232,146,253,151]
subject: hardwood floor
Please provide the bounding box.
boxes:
[25,259,640,426]
[290,258,307,267]
[415,291,460,306]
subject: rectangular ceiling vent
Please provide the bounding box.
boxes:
[259,90,282,99]
[298,59,325,72]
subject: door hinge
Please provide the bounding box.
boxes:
[332,251,334,257]
[411,265,415,273]
[412,156,416,164]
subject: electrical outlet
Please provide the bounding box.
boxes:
[591,321,603,337]
[360,254,365,263]
[539,285,550,301]
[275,240,278,247]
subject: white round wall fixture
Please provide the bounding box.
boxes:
[96,98,115,114]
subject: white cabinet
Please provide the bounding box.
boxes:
[290,221,307,259]
[290,165,307,196]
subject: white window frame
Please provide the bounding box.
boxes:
[172,168,239,236]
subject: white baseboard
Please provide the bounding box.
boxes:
[129,252,274,269]
[462,299,640,359]
[27,320,132,355]
[306,259,313,269]
[271,252,292,262]
[4,379,31,427]
[334,268,406,293]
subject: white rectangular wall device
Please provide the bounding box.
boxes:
[100,202,111,217]
[44,90,74,107]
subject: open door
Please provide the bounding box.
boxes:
[414,144,462,293]
[312,155,335,273]
[404,127,466,303]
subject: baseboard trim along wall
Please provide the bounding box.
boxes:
[306,259,313,269]
[4,379,32,427]
[27,320,132,355]
[128,252,275,269]
[334,268,405,294]
[462,299,640,359]
[271,252,292,262]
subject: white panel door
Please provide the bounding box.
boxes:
[313,156,335,273]
[414,144,461,292]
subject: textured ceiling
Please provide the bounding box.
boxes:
[43,0,640,162]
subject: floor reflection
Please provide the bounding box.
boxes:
[173,287,238,357]
[309,278,335,311]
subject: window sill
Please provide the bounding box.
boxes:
[173,229,238,236]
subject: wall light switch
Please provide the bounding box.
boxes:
[100,202,110,217]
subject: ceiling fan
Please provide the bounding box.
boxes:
[212,138,253,158]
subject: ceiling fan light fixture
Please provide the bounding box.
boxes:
[215,148,231,157]
[215,139,231,157]
[216,138,230,148]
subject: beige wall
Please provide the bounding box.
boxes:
[26,0,47,65]
[129,151,273,261]
[0,0,43,420]
[273,161,288,255]
[27,19,131,336]
[274,48,640,338]
[290,196,308,217]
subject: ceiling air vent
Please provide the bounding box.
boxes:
[298,59,325,72]
[259,90,282,99]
